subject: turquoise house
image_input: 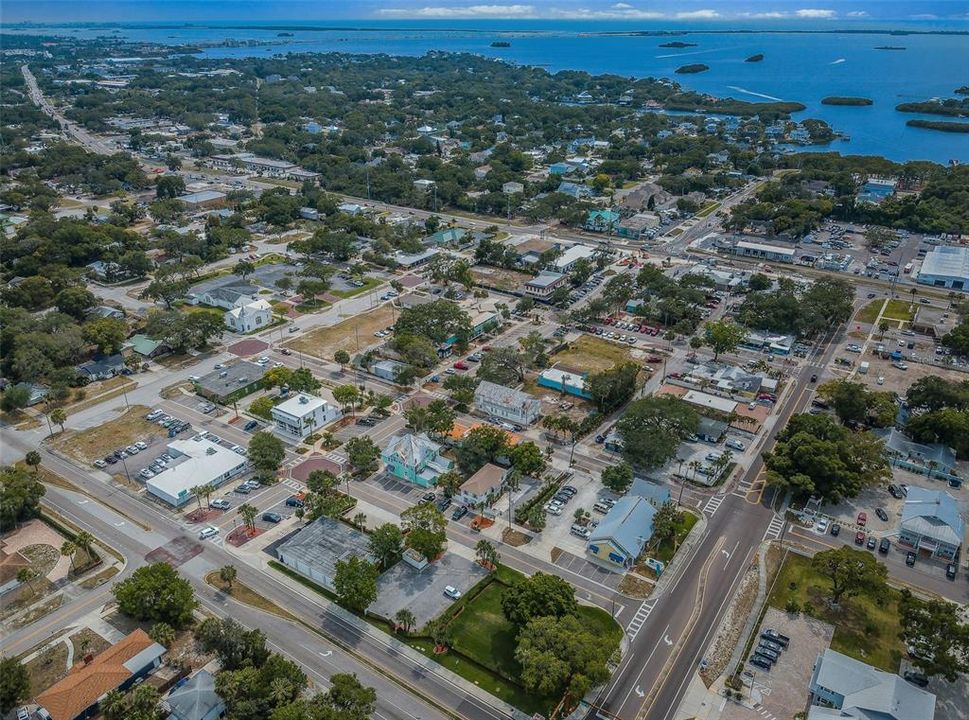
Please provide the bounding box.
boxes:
[537,367,592,399]
[585,209,620,233]
[381,432,453,488]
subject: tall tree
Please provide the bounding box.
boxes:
[113,562,197,628]
[367,523,404,569]
[601,461,634,494]
[400,504,448,559]
[219,564,238,591]
[702,320,748,360]
[898,590,969,681]
[248,431,285,481]
[811,546,888,605]
[501,572,577,627]
[617,397,699,469]
[333,556,378,614]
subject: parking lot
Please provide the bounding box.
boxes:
[369,551,489,627]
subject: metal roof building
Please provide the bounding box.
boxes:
[917,245,969,291]
[275,517,375,592]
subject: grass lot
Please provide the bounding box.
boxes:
[204,571,298,620]
[649,511,699,565]
[330,276,382,299]
[855,299,886,324]
[51,405,161,464]
[766,552,903,672]
[471,266,532,292]
[882,299,915,322]
[24,640,69,695]
[285,304,397,357]
[553,334,632,373]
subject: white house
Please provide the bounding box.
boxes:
[553,244,596,272]
[225,298,273,333]
[271,392,341,440]
[187,283,257,310]
[456,463,507,508]
[146,437,249,507]
[474,380,541,426]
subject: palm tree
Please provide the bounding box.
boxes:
[394,608,416,634]
[219,564,237,591]
[74,530,94,566]
[190,485,205,513]
[688,460,702,483]
[61,541,77,573]
[16,567,36,593]
[238,503,257,534]
[49,407,67,433]
[352,512,367,529]
[25,451,41,473]
[475,539,499,570]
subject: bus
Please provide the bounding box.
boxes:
[903,262,914,274]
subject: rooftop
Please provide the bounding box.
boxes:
[525,270,566,288]
[460,463,506,496]
[589,496,656,558]
[475,380,540,411]
[919,245,969,281]
[147,437,248,500]
[274,392,328,417]
[195,361,265,398]
[178,190,227,204]
[275,517,374,581]
[900,486,966,547]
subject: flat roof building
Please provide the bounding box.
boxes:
[553,244,596,272]
[194,361,265,404]
[275,517,374,592]
[474,380,541,426]
[178,190,227,210]
[524,270,567,298]
[146,436,249,507]
[917,245,969,291]
[271,392,341,441]
[732,241,796,263]
[680,389,738,414]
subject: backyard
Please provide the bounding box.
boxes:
[284,304,397,358]
[766,552,903,672]
[552,335,633,374]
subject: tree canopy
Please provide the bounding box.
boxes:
[616,396,699,469]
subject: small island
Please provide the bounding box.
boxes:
[675,64,709,74]
[821,96,874,106]
[490,41,511,48]
[906,119,969,133]
[745,54,764,63]
[874,45,906,50]
[956,86,969,96]
[659,41,697,48]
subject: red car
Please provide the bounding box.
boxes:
[646,355,663,364]
[855,531,866,545]
[603,317,614,325]
[649,327,659,336]
[857,512,867,527]
[453,361,469,370]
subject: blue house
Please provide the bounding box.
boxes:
[537,367,592,399]
[381,432,453,488]
[557,181,593,199]
[584,209,620,233]
[549,162,570,175]
[587,496,657,570]
[424,227,468,246]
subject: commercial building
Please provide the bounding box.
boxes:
[586,496,656,571]
[209,152,319,181]
[224,298,273,333]
[898,487,965,561]
[553,244,596,272]
[808,648,935,720]
[186,282,257,311]
[35,629,165,720]
[537,367,592,399]
[194,361,265,404]
[392,247,440,269]
[275,517,374,592]
[524,270,567,298]
[616,212,661,240]
[917,246,969,291]
[271,392,341,440]
[382,432,453,488]
[679,389,738,415]
[372,359,408,382]
[502,181,524,194]
[178,190,227,210]
[731,241,796,263]
[145,437,249,507]
[584,209,620,233]
[474,380,541,426]
[456,463,507,507]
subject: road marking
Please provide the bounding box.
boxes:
[721,549,730,559]
[702,495,724,517]
[762,515,786,541]
[319,650,332,658]
[662,634,672,646]
[625,599,656,641]
[634,686,644,698]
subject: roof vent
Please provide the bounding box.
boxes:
[299,395,309,404]
[206,447,217,455]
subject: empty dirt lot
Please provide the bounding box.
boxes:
[284,304,397,358]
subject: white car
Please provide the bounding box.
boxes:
[816,518,829,533]
[726,439,746,451]
[443,585,462,600]
[93,459,107,468]
[198,526,220,540]
[544,503,563,516]
[209,498,231,510]
[257,356,270,365]
[134,441,147,450]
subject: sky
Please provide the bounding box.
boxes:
[3,0,969,24]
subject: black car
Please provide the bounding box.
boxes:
[830,523,841,537]
[810,373,818,383]
[355,417,377,426]
[761,629,790,647]
[749,657,772,671]
[104,455,118,464]
[244,420,260,432]
[759,639,783,653]
[888,484,902,499]
[755,646,779,662]
[875,507,889,522]
[436,497,452,512]
[262,512,282,523]
[866,536,877,550]
[946,563,957,580]
[906,551,917,566]
[879,538,891,554]
[561,485,578,495]
[595,434,606,444]
[285,496,304,508]
[903,671,929,688]
[451,506,469,521]
[752,651,775,666]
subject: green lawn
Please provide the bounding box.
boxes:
[330,276,382,298]
[882,299,915,322]
[855,299,886,324]
[696,201,721,218]
[766,552,904,672]
[650,511,699,564]
[449,582,520,676]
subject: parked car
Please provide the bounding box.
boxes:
[285,496,305,508]
[725,439,746,452]
[866,536,877,550]
[755,646,779,662]
[905,551,917,566]
[762,629,790,647]
[262,512,283,524]
[209,499,231,510]
[436,497,452,512]
[855,531,866,545]
[418,492,436,506]
[544,503,563,516]
[816,518,829,533]
[749,657,772,671]
[875,507,889,522]
[570,525,591,539]
[856,511,867,526]
[244,420,260,432]
[946,563,957,580]
[234,485,251,494]
[93,459,107,468]
[451,506,469,521]
[888,484,903,499]
[903,671,929,688]
[830,523,841,537]
[453,361,469,370]
[759,639,783,653]
[443,585,462,600]
[751,651,775,666]
[878,538,891,554]
[198,526,219,540]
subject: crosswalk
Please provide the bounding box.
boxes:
[753,705,777,720]
[732,475,758,499]
[282,478,304,491]
[702,494,725,517]
[625,599,656,641]
[762,515,786,541]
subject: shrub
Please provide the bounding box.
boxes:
[785,599,800,614]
